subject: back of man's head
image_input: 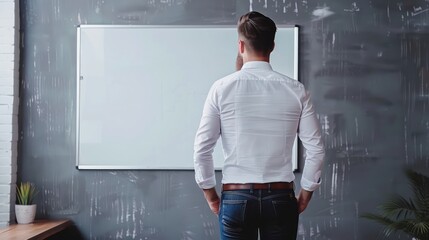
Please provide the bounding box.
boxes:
[237,11,277,55]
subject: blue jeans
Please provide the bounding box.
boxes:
[219,189,298,240]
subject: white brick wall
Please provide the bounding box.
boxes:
[0,0,19,227]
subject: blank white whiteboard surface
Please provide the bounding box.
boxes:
[76,25,299,170]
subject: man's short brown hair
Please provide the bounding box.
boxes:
[237,11,277,55]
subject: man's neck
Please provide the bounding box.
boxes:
[243,55,270,63]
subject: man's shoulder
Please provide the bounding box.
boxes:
[270,71,305,90]
[213,70,307,94]
[213,71,242,86]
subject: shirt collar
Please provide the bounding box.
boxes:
[241,61,273,71]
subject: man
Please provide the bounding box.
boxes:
[194,11,325,240]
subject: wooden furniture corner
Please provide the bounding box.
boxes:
[0,219,72,240]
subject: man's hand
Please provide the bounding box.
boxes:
[296,189,313,214]
[203,188,220,215]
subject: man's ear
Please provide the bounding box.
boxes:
[271,41,275,53]
[239,40,245,54]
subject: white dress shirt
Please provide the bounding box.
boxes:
[194,61,324,192]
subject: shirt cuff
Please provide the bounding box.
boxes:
[300,176,321,192]
[195,174,216,189]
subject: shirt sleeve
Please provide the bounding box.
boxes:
[298,90,325,192]
[193,83,221,189]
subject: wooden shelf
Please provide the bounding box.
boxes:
[0,219,72,240]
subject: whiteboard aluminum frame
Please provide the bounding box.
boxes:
[292,26,299,172]
[76,25,300,170]
[76,26,81,168]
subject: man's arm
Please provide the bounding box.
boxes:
[297,91,325,213]
[194,83,221,214]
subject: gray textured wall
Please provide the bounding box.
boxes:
[18,0,429,239]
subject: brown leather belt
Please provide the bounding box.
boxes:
[222,182,294,191]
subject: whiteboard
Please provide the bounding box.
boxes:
[76,25,299,170]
